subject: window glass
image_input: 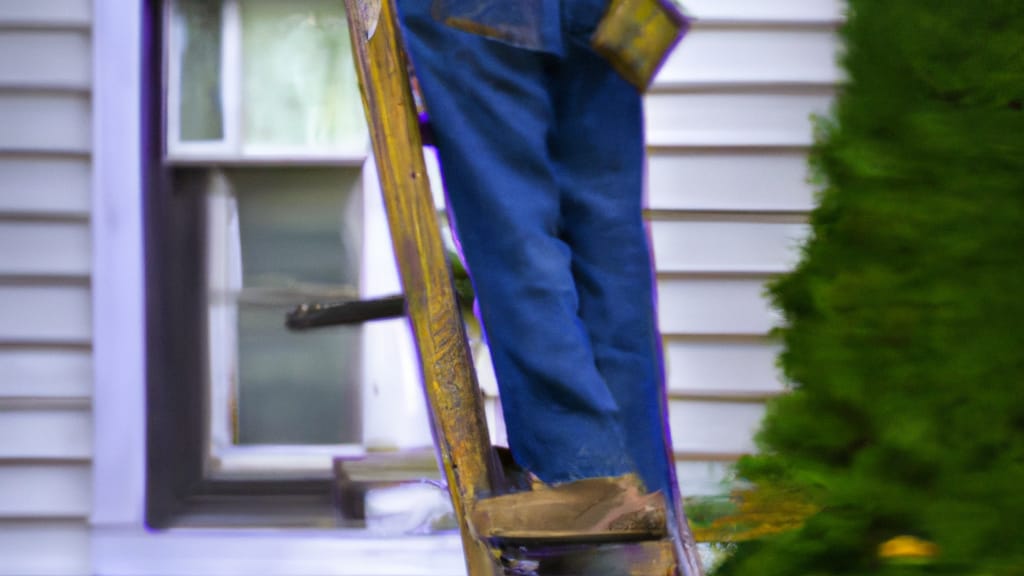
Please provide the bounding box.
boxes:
[241,0,366,150]
[172,0,224,141]
[169,0,367,155]
[208,168,363,446]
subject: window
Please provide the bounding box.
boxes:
[145,0,436,527]
[205,168,363,460]
[166,0,366,159]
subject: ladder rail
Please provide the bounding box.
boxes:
[342,1,500,574]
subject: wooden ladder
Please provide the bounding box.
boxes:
[338,1,705,573]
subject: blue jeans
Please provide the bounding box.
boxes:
[397,0,671,495]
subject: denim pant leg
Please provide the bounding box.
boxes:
[396,0,635,485]
[553,12,673,496]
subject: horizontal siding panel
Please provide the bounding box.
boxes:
[0,31,90,89]
[665,339,784,393]
[682,0,844,23]
[0,520,89,576]
[657,277,779,335]
[0,409,91,459]
[0,93,90,153]
[657,28,841,86]
[651,220,807,273]
[669,400,764,454]
[647,150,815,212]
[644,90,833,147]
[0,222,91,275]
[0,464,90,517]
[0,157,90,215]
[0,286,91,342]
[0,1,91,27]
[676,461,734,497]
[0,154,90,213]
[0,350,91,398]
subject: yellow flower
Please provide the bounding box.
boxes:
[878,535,940,560]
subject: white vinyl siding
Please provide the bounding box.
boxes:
[0,1,92,574]
[0,157,91,215]
[657,277,780,335]
[664,339,784,394]
[0,222,91,276]
[0,286,92,342]
[647,150,815,212]
[0,93,91,153]
[646,0,841,494]
[0,350,92,399]
[645,90,833,147]
[650,219,808,273]
[0,521,90,576]
[0,407,92,460]
[680,0,843,23]
[81,1,844,574]
[0,2,91,28]
[0,465,92,517]
[0,30,91,89]
[657,27,841,86]
[669,401,766,455]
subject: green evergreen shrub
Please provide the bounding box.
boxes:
[711,1,1024,574]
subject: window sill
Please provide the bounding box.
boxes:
[164,148,370,167]
[92,526,467,576]
[209,444,369,477]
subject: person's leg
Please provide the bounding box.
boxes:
[395,0,635,485]
[551,5,673,496]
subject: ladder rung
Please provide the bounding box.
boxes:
[487,529,664,546]
[496,538,676,575]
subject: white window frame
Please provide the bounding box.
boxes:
[165,0,241,158]
[91,1,460,573]
[162,0,434,475]
[165,0,371,164]
[201,167,370,477]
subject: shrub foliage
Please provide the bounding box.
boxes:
[711,2,1024,574]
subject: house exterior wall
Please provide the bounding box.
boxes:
[0,0,842,573]
[0,1,94,575]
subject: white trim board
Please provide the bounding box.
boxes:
[93,528,467,576]
[90,0,146,528]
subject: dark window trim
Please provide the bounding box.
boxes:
[142,0,338,529]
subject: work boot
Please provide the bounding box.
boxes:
[469,473,667,543]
